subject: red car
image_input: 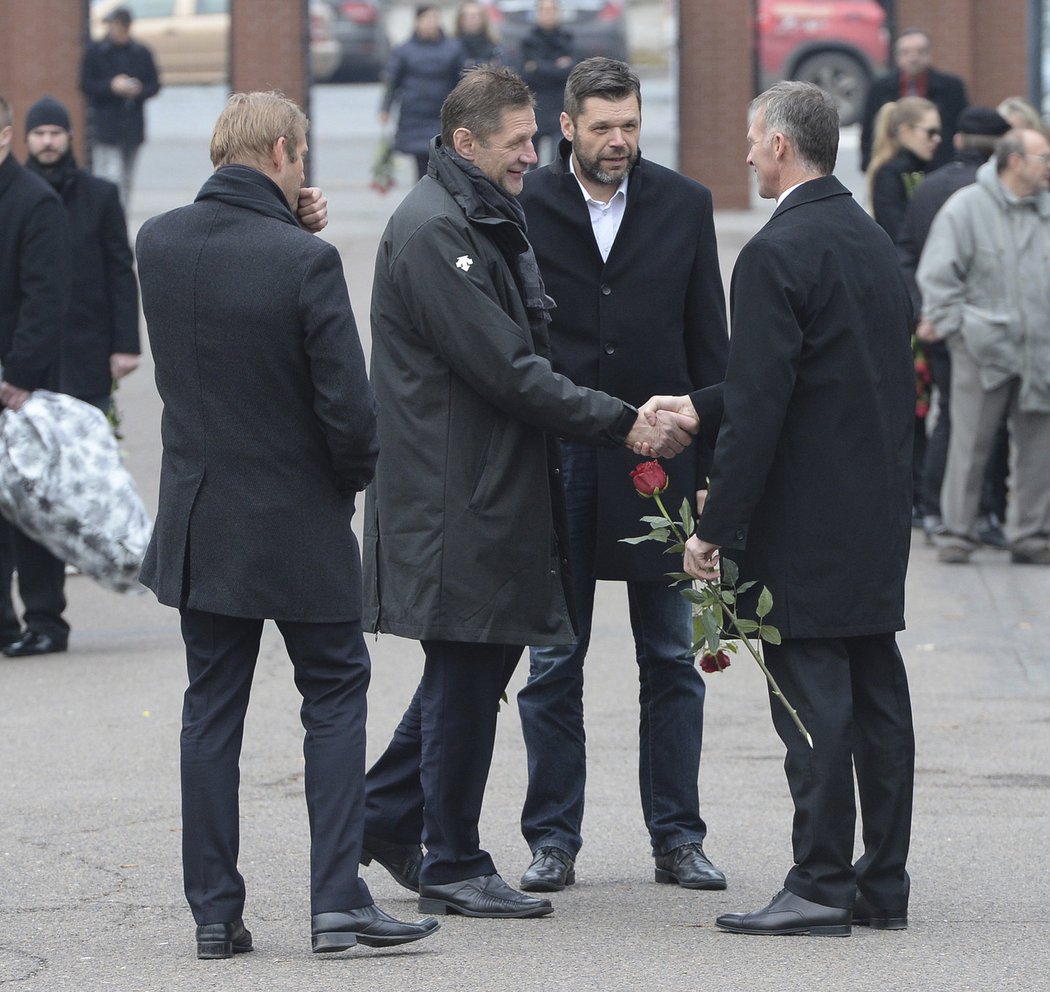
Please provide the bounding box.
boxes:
[757,0,889,125]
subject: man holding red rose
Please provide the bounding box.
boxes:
[646,82,916,936]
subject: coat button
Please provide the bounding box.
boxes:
[600,284,611,295]
[604,342,615,355]
[735,529,745,541]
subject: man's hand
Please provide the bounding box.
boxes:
[111,74,142,98]
[297,187,329,233]
[0,381,31,412]
[684,534,720,581]
[915,317,941,343]
[628,395,699,455]
[110,353,140,379]
[625,408,697,458]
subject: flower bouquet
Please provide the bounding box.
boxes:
[622,460,812,747]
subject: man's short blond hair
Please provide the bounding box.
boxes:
[209,91,309,169]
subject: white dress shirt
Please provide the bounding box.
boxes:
[569,153,629,262]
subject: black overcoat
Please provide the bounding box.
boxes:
[520,26,575,137]
[363,145,636,646]
[25,160,139,399]
[0,154,69,390]
[136,166,378,622]
[694,177,914,639]
[519,145,728,580]
[80,38,160,149]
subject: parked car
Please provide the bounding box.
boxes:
[483,0,628,68]
[89,0,342,85]
[757,0,889,126]
[322,0,390,82]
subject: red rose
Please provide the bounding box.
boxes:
[630,460,669,497]
[916,400,930,418]
[699,650,731,673]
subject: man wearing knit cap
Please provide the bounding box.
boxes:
[0,95,71,655]
[896,106,1012,549]
[0,95,144,658]
[80,5,160,207]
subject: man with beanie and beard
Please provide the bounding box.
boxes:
[0,95,143,659]
[0,96,71,658]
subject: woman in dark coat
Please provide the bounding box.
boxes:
[520,0,576,162]
[866,95,941,525]
[380,5,464,179]
[455,1,502,68]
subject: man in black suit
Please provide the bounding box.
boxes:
[136,90,439,958]
[0,95,71,654]
[860,28,967,172]
[514,58,729,894]
[646,81,916,935]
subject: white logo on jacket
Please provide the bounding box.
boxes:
[455,255,474,271]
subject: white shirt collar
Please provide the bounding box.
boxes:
[776,180,807,207]
[568,152,630,207]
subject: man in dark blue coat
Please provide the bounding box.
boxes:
[136,90,438,958]
[80,6,160,206]
[650,82,916,936]
[0,96,71,655]
[515,58,729,894]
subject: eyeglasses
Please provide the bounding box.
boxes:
[910,125,942,139]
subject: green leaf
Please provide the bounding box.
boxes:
[721,557,739,586]
[620,533,664,545]
[680,588,705,605]
[737,580,757,594]
[680,498,695,537]
[760,624,782,645]
[733,618,759,634]
[692,614,704,648]
[666,571,694,583]
[701,608,721,654]
[756,586,773,618]
[641,515,672,528]
[721,590,736,604]
[666,541,686,554]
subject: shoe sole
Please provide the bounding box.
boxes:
[854,917,908,930]
[360,852,420,894]
[312,933,358,953]
[654,868,727,891]
[716,921,850,936]
[196,940,253,959]
[312,924,439,952]
[417,897,553,919]
[520,869,575,893]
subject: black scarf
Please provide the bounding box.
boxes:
[438,142,556,328]
[25,149,78,195]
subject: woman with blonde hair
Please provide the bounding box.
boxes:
[867,96,942,240]
[455,1,502,68]
[997,96,1043,130]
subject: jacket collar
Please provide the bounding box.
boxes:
[548,137,647,191]
[0,153,23,198]
[194,164,298,226]
[769,174,852,222]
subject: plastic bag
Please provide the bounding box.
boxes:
[0,390,152,593]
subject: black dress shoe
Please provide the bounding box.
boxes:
[195,918,253,959]
[2,630,68,657]
[418,873,553,918]
[360,836,423,893]
[311,904,440,953]
[654,842,727,890]
[716,889,850,936]
[520,847,575,892]
[853,893,908,930]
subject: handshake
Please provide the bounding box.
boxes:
[624,395,699,458]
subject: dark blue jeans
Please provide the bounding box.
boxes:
[517,442,708,859]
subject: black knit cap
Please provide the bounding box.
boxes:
[25,96,71,135]
[956,106,1010,137]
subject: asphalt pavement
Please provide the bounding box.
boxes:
[2,76,1049,992]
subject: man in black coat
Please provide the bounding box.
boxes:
[360,66,698,922]
[0,96,71,654]
[136,90,438,958]
[0,95,144,659]
[514,58,730,894]
[80,6,160,206]
[860,28,967,172]
[896,105,1011,543]
[649,82,916,936]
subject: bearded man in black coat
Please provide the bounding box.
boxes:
[136,90,438,959]
[0,96,71,655]
[646,82,916,936]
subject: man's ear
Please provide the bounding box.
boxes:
[452,126,477,161]
[559,111,574,142]
[270,135,287,171]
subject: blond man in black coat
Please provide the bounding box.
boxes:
[137,91,438,959]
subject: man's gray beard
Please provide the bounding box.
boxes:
[574,142,637,187]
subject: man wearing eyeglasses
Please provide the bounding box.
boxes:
[918,128,1050,566]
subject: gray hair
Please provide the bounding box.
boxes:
[441,65,535,147]
[563,57,641,121]
[995,128,1042,173]
[750,81,839,176]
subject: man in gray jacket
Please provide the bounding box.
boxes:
[360,66,697,920]
[918,127,1050,565]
